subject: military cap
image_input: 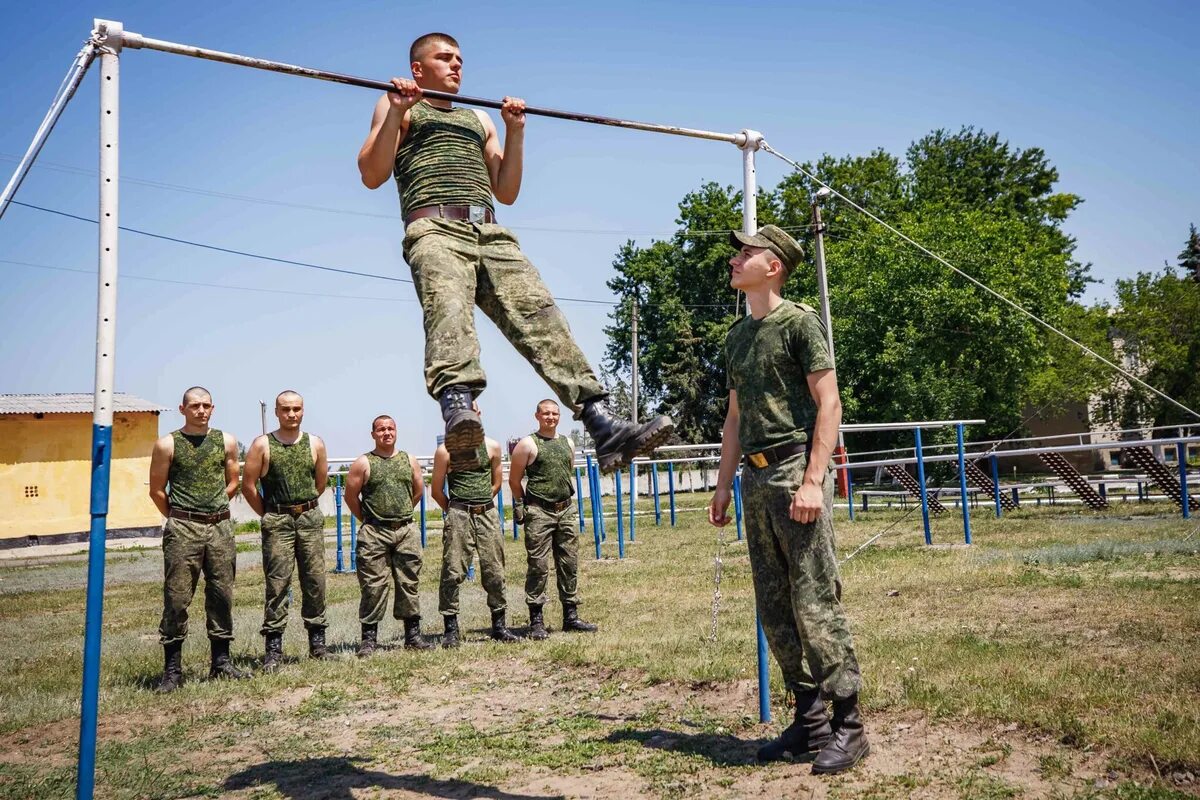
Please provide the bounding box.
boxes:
[729,224,805,274]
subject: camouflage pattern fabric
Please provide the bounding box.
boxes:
[361,450,415,522]
[158,517,237,644]
[356,521,423,623]
[446,442,493,504]
[393,101,494,218]
[403,217,606,412]
[168,429,228,513]
[261,432,318,507]
[524,434,575,503]
[724,300,835,454]
[260,507,327,634]
[439,506,507,616]
[522,505,580,607]
[741,451,862,700]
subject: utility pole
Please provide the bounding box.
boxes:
[259,401,267,435]
[811,188,849,499]
[630,293,639,425]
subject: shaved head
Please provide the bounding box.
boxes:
[181,386,211,405]
[275,390,303,407]
[536,399,560,412]
[409,32,459,65]
[372,415,395,431]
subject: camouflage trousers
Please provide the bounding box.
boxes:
[158,517,237,645]
[260,507,327,635]
[741,451,862,700]
[439,506,507,616]
[523,505,580,607]
[403,218,606,413]
[357,521,423,624]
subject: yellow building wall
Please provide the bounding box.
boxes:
[0,412,161,540]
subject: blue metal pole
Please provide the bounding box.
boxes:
[597,465,607,543]
[575,466,586,532]
[419,489,427,549]
[914,427,932,545]
[78,425,113,800]
[628,467,636,542]
[335,476,345,572]
[587,457,601,559]
[652,465,662,525]
[990,455,1002,518]
[615,469,625,558]
[734,472,744,541]
[349,512,357,571]
[667,462,677,526]
[956,424,972,545]
[756,614,771,723]
[1180,442,1191,519]
[846,464,855,521]
[497,483,506,529]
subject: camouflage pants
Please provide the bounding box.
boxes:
[439,506,507,616]
[741,451,862,700]
[260,507,327,634]
[158,517,237,645]
[523,505,580,607]
[357,521,423,624]
[403,218,606,413]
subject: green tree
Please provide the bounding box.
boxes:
[1179,223,1200,283]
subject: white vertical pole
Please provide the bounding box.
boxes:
[77,19,122,800]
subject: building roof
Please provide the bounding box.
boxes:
[0,393,167,415]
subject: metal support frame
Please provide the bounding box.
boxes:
[990,455,1002,518]
[419,490,427,548]
[652,466,662,525]
[914,427,932,545]
[575,467,585,532]
[956,423,972,544]
[628,467,636,542]
[1181,442,1191,519]
[335,476,345,571]
[733,473,744,541]
[667,463,677,526]
[615,469,626,558]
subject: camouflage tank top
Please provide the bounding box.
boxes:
[447,442,493,504]
[525,434,574,503]
[393,101,494,218]
[361,450,414,523]
[168,429,228,513]
[261,432,318,506]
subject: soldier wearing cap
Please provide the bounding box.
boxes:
[148,386,248,691]
[242,390,330,670]
[708,225,869,774]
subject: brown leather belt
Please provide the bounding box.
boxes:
[168,507,231,524]
[526,495,573,513]
[404,204,496,226]
[364,514,414,528]
[449,499,495,515]
[743,438,809,470]
[265,498,320,516]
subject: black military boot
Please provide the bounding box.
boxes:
[490,610,519,643]
[307,627,330,660]
[756,689,832,763]
[156,641,184,693]
[442,615,461,649]
[581,399,674,473]
[811,694,870,774]
[404,616,435,650]
[528,604,549,640]
[357,623,378,658]
[439,385,483,470]
[262,632,284,673]
[208,638,249,680]
[562,603,598,633]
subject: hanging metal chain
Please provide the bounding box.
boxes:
[709,522,726,643]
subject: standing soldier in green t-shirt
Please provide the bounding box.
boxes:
[709,225,869,774]
[148,386,248,692]
[509,399,596,639]
[356,32,672,474]
[241,390,330,671]
[431,403,517,647]
[345,415,434,656]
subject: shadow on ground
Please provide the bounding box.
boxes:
[604,727,769,767]
[224,756,563,799]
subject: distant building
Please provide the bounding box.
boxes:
[0,393,165,548]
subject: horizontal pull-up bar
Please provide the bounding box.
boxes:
[110,25,746,146]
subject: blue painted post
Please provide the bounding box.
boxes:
[335,476,345,572]
[914,427,932,545]
[497,484,506,529]
[990,455,1002,519]
[1011,486,1020,507]
[78,425,113,800]
[419,490,427,549]
[628,467,636,542]
[598,465,607,543]
[652,465,662,525]
[349,513,357,571]
[575,466,586,532]
[756,614,771,723]
[667,462,677,526]
[846,465,855,521]
[956,424,972,545]
[587,457,602,559]
[615,469,625,558]
[1180,442,1191,520]
[734,472,744,541]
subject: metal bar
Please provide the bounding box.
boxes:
[1181,442,1191,520]
[497,484,506,529]
[652,465,662,525]
[756,616,771,723]
[667,462,677,526]
[335,477,345,571]
[616,469,625,558]
[628,467,636,542]
[734,473,744,541]
[0,41,98,222]
[349,512,357,571]
[957,424,972,545]
[587,457,601,559]
[990,455,1002,519]
[419,489,427,549]
[847,435,1200,471]
[914,428,932,545]
[77,23,122,800]
[575,467,585,532]
[846,467,855,521]
[117,28,744,145]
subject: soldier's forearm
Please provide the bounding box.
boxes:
[804,403,841,484]
[150,490,169,517]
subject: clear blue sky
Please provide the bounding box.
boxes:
[2,0,1196,457]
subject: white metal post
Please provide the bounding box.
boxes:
[77,19,122,800]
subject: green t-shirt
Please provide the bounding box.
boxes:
[361,450,414,522]
[724,300,835,454]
